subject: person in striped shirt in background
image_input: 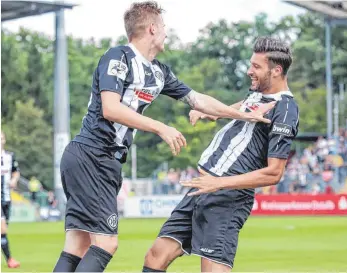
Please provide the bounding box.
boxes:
[1,132,20,268]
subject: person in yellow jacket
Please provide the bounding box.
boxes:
[28,176,42,203]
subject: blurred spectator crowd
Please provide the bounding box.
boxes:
[153,166,199,195]
[261,129,347,195]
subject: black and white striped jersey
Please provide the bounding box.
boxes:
[73,43,192,162]
[1,151,19,203]
[198,91,299,196]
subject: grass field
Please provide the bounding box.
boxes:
[1,217,347,272]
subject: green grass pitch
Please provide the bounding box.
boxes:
[1,217,346,272]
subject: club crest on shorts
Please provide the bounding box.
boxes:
[107,213,118,230]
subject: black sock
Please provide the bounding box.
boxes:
[74,245,112,272]
[1,234,11,261]
[142,265,166,272]
[53,251,81,272]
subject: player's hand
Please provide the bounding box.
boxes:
[180,176,221,196]
[244,101,276,123]
[157,125,187,156]
[189,110,218,126]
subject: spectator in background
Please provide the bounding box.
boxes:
[321,163,334,192]
[311,183,321,195]
[316,136,329,162]
[28,176,42,203]
[47,191,58,209]
[157,170,169,195]
[167,168,178,194]
[296,156,310,193]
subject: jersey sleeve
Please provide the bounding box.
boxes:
[11,153,19,173]
[268,98,299,159]
[98,48,129,95]
[160,63,192,100]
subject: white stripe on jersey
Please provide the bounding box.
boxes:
[211,122,256,176]
[1,152,13,202]
[198,120,236,166]
[198,92,259,175]
[112,57,141,144]
[113,56,144,146]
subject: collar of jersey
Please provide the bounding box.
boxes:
[262,90,293,100]
[128,43,151,67]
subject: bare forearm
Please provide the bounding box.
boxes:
[193,93,247,120]
[230,101,242,110]
[219,168,282,190]
[202,101,243,120]
[103,103,164,134]
[182,90,273,124]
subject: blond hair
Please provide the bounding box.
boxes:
[124,1,164,40]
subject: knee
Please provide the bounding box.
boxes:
[144,246,167,269]
[92,235,118,255]
[64,243,89,258]
[64,230,91,257]
[104,237,118,255]
[145,246,159,262]
[144,239,182,269]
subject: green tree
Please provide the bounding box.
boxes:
[2,100,53,188]
[291,82,327,133]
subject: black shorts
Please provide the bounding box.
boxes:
[61,141,123,235]
[158,188,254,268]
[1,202,11,224]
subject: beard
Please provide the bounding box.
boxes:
[250,70,272,92]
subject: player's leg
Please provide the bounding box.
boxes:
[53,144,87,272]
[3,202,11,225]
[53,230,90,272]
[73,144,123,272]
[73,224,117,273]
[1,208,20,268]
[142,189,197,272]
[190,190,254,272]
[73,233,117,272]
[63,230,91,256]
[1,214,9,259]
[53,142,122,272]
[143,237,183,272]
[201,258,230,272]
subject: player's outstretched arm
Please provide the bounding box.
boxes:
[102,91,186,156]
[180,158,286,196]
[189,101,243,126]
[180,91,275,124]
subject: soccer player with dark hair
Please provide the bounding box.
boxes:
[142,36,299,272]
[52,2,274,272]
